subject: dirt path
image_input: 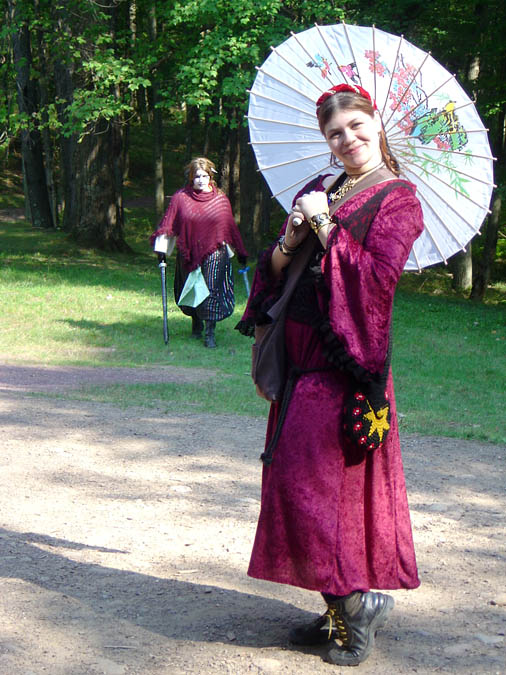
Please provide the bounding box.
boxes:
[0,365,505,674]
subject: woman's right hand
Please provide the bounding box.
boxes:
[270,209,309,278]
[295,190,329,223]
[285,209,310,248]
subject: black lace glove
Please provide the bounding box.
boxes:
[238,254,247,265]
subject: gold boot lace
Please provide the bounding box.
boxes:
[325,607,351,645]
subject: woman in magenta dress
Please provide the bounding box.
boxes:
[236,85,424,666]
[151,158,248,348]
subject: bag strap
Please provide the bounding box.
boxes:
[267,169,399,321]
[267,234,318,322]
[267,170,396,385]
[266,168,398,322]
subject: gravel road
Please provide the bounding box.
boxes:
[0,364,504,674]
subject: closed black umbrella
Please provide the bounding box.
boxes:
[158,253,169,345]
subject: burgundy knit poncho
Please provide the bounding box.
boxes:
[151,186,248,271]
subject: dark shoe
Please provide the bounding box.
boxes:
[191,316,203,339]
[204,320,216,348]
[325,591,395,667]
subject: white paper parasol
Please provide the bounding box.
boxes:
[247,23,495,270]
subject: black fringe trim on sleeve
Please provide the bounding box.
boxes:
[306,237,375,383]
[309,227,390,412]
[314,314,389,411]
[235,317,256,337]
[314,316,375,385]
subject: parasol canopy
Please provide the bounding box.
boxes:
[247,23,495,270]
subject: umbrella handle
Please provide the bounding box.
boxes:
[158,259,169,345]
[238,266,251,296]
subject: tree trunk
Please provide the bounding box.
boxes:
[470,190,502,300]
[449,245,473,292]
[9,0,54,229]
[70,118,130,252]
[239,125,271,253]
[450,52,482,290]
[203,116,210,157]
[121,0,137,183]
[54,56,78,234]
[35,2,58,226]
[149,2,165,219]
[152,95,164,218]
[220,125,231,194]
[184,105,200,163]
[220,109,240,220]
[230,128,241,221]
[53,0,129,251]
[470,101,505,300]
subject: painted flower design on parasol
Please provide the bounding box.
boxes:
[364,49,473,198]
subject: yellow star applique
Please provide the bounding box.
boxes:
[364,402,390,443]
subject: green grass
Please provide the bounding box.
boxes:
[0,215,270,420]
[397,263,506,306]
[392,291,505,444]
[0,215,504,444]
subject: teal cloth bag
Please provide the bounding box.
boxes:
[177,267,210,307]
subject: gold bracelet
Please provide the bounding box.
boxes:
[309,212,332,234]
[278,235,299,257]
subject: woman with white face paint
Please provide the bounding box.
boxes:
[151,157,248,347]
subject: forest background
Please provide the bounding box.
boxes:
[1,0,505,299]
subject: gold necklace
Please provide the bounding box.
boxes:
[327,175,360,204]
[327,161,385,204]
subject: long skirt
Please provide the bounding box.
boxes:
[174,246,235,322]
[247,318,420,596]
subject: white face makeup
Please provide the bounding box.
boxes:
[193,170,212,192]
[324,109,383,175]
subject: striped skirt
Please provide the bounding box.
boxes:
[174,246,235,322]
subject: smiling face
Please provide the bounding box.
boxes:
[323,108,383,175]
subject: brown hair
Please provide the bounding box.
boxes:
[317,92,400,176]
[185,157,218,188]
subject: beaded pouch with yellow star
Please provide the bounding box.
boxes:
[343,389,391,451]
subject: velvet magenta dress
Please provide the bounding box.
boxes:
[237,176,424,597]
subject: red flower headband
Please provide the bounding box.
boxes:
[316,84,378,112]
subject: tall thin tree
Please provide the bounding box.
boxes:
[8,0,54,229]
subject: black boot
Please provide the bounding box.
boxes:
[289,591,393,658]
[204,320,216,348]
[191,316,203,339]
[325,591,395,667]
